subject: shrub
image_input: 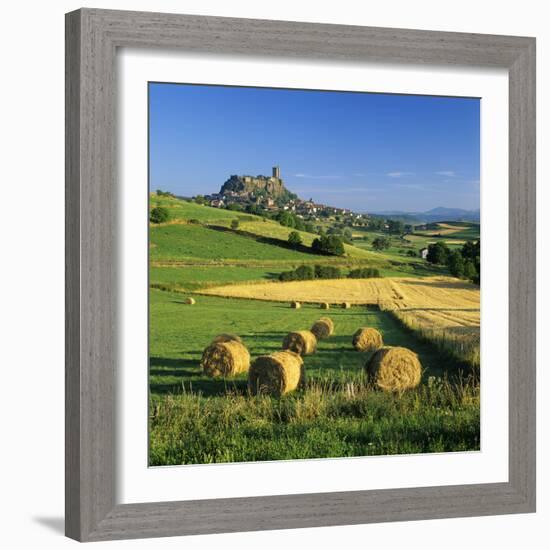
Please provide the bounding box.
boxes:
[231,219,239,230]
[288,231,302,248]
[150,206,169,224]
[314,265,342,279]
[278,270,297,282]
[294,264,315,280]
[348,267,380,279]
[278,264,341,282]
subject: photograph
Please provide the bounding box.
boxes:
[148,82,481,466]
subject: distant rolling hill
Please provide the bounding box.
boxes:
[369,207,480,224]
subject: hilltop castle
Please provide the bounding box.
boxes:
[219,166,287,199]
[202,165,362,219]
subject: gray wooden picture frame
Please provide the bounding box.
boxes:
[65,8,536,542]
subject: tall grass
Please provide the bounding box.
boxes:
[149,374,480,465]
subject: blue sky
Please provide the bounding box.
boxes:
[149,83,480,212]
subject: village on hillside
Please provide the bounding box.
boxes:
[199,166,364,221]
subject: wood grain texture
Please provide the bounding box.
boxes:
[65,8,536,542]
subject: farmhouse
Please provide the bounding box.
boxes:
[420,247,429,259]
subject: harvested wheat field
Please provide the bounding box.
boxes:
[200,276,479,311]
[392,307,480,366]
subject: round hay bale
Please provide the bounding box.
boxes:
[365,346,422,392]
[248,351,305,396]
[290,301,301,309]
[352,327,383,351]
[310,317,334,340]
[184,297,196,305]
[342,302,351,309]
[320,302,330,310]
[200,340,250,378]
[282,330,317,355]
[210,333,242,344]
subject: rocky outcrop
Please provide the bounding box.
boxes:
[220,174,288,198]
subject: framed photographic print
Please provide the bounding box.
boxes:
[65,8,536,542]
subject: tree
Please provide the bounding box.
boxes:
[342,227,353,243]
[372,236,391,251]
[311,235,345,256]
[194,195,206,205]
[460,239,480,283]
[149,206,169,224]
[426,242,450,265]
[231,219,239,230]
[294,217,306,231]
[461,240,478,261]
[226,203,242,211]
[463,260,477,282]
[387,219,405,235]
[447,249,465,278]
[276,211,295,228]
[288,231,302,249]
[245,204,261,215]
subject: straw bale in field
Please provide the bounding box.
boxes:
[184,297,196,305]
[320,302,330,309]
[365,346,422,392]
[200,340,250,377]
[282,330,317,355]
[248,351,305,396]
[342,302,351,309]
[210,333,242,344]
[352,327,383,352]
[290,301,301,309]
[311,317,334,340]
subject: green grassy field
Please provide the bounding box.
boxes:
[148,196,480,465]
[150,223,329,263]
[149,291,479,465]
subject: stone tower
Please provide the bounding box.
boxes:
[272,166,280,179]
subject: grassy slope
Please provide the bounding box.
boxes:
[152,195,246,223]
[152,196,390,264]
[149,290,479,464]
[150,223,328,263]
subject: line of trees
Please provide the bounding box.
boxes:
[278,264,381,282]
[426,240,480,284]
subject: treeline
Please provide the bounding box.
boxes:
[426,240,480,284]
[279,265,380,282]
